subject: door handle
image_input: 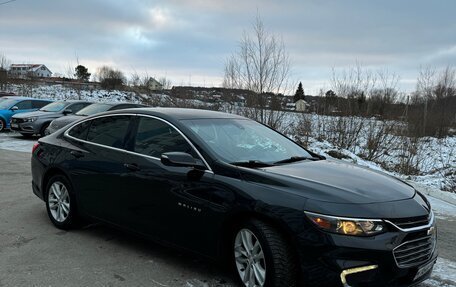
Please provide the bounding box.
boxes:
[70,150,84,158]
[124,163,140,171]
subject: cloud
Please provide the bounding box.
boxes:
[0,0,454,90]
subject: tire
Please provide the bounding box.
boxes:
[232,219,298,287]
[0,118,5,132]
[40,122,50,137]
[45,174,80,230]
[20,133,33,138]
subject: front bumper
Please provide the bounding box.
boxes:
[296,219,438,286]
[10,120,41,134]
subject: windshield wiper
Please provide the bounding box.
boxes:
[230,160,274,168]
[274,156,320,165]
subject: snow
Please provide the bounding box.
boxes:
[425,258,456,287]
[7,84,142,104]
[428,196,456,220]
[0,132,36,153]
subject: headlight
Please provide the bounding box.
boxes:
[305,211,386,236]
[24,117,38,122]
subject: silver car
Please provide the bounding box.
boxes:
[11,100,92,137]
[46,102,146,134]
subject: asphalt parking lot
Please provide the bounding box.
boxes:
[0,132,455,287]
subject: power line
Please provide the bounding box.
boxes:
[0,0,17,6]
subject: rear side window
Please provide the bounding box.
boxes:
[32,100,51,109]
[68,121,91,140]
[87,116,131,148]
[15,100,32,109]
[133,117,194,158]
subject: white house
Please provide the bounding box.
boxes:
[147,77,163,91]
[9,64,52,78]
[295,99,309,112]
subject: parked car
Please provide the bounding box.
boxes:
[0,96,53,132]
[0,92,16,97]
[32,108,437,287]
[10,100,92,137]
[46,102,146,134]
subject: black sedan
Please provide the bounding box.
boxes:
[31,108,437,287]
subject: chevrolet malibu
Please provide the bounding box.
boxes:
[31,108,437,287]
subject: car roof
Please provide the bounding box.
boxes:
[1,96,37,100]
[53,100,92,103]
[108,107,245,121]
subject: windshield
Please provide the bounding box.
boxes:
[0,99,19,110]
[75,103,112,116]
[181,118,312,164]
[40,101,68,112]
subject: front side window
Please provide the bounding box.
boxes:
[86,116,131,148]
[76,103,111,116]
[133,117,194,158]
[15,100,32,110]
[68,103,89,113]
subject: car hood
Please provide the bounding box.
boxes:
[13,110,60,119]
[253,159,415,204]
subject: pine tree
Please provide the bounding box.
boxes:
[74,65,91,82]
[294,82,305,102]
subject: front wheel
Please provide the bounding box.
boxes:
[45,175,80,229]
[233,219,298,287]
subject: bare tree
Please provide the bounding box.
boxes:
[223,15,290,94]
[0,53,10,90]
[95,66,126,90]
[223,14,291,129]
[158,76,172,90]
[330,64,377,115]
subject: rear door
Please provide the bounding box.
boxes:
[64,115,134,223]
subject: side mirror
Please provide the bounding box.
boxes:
[10,106,18,111]
[63,108,73,115]
[161,152,206,169]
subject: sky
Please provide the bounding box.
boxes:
[0,0,455,94]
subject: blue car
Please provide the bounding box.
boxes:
[0,96,53,132]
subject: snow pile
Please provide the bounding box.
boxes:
[8,84,142,104]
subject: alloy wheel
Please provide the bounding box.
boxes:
[234,228,267,287]
[48,181,71,222]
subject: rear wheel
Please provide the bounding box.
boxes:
[45,175,80,229]
[0,118,5,132]
[233,219,298,287]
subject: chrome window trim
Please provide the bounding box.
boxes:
[385,211,434,232]
[63,113,213,173]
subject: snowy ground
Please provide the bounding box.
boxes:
[0,131,36,153]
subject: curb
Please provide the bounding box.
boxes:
[407,181,456,206]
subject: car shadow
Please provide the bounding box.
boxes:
[75,221,237,286]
